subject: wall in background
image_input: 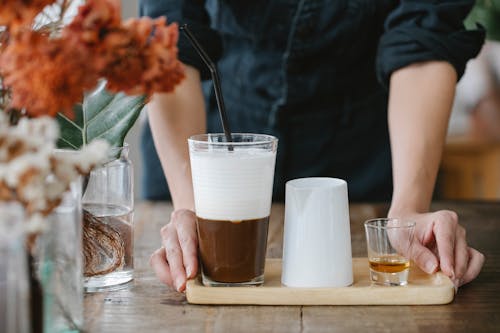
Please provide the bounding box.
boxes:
[122,0,139,19]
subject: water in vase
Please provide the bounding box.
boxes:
[83,203,133,292]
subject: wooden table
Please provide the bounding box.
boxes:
[84,201,500,333]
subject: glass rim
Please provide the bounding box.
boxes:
[364,218,416,229]
[286,177,346,190]
[188,133,278,146]
[108,142,129,153]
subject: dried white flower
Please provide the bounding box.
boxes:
[0,115,109,221]
[77,139,110,173]
[25,213,47,234]
[13,116,60,146]
[4,148,51,187]
[52,139,110,182]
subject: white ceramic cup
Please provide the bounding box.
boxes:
[281,177,353,287]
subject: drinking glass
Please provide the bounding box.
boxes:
[189,133,278,287]
[0,202,30,333]
[39,177,84,331]
[83,145,134,292]
[364,218,415,286]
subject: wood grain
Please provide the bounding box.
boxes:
[186,258,454,305]
[83,201,500,333]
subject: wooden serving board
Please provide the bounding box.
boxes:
[186,258,455,305]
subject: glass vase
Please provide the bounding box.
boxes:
[0,202,30,333]
[37,177,83,332]
[82,145,134,292]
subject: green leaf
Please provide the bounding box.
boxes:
[56,81,146,149]
[466,0,500,41]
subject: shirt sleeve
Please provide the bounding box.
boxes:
[376,0,485,88]
[139,0,223,80]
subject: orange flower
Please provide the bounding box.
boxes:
[132,18,185,96]
[64,0,184,97]
[0,0,185,118]
[102,17,185,96]
[0,0,57,30]
[0,30,98,117]
[63,0,121,45]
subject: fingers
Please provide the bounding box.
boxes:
[400,209,484,287]
[163,224,187,292]
[172,210,198,279]
[152,209,199,292]
[149,247,173,286]
[432,210,458,277]
[459,247,485,286]
[410,241,439,274]
[452,226,469,286]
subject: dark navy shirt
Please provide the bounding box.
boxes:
[139,0,484,201]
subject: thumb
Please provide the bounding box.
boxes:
[410,242,439,274]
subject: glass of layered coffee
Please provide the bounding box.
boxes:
[188,133,278,287]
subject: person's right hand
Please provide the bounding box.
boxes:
[149,209,198,292]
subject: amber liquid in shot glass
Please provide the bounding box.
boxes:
[369,255,410,273]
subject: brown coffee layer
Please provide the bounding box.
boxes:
[196,216,269,283]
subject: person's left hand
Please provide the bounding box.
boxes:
[388,210,485,288]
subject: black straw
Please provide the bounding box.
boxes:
[180,24,233,147]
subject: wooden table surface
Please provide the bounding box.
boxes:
[84,201,500,333]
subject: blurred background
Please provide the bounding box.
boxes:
[440,1,500,200]
[122,0,144,198]
[124,0,500,201]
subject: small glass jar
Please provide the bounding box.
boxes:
[38,177,84,332]
[82,145,134,292]
[0,202,30,333]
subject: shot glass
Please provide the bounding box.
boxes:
[364,218,415,286]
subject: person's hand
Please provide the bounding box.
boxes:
[149,209,198,292]
[389,209,485,288]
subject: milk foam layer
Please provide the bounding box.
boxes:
[190,149,276,221]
